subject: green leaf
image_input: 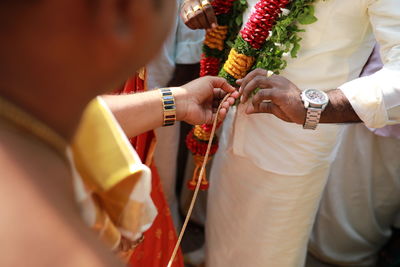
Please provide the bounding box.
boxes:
[298,5,318,25]
[235,16,243,26]
[291,42,301,57]
[298,14,317,24]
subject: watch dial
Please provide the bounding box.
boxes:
[305,89,327,105]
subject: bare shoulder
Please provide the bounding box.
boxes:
[0,122,122,267]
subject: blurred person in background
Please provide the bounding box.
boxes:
[308,44,400,267]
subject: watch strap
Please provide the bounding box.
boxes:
[160,88,176,127]
[303,107,322,130]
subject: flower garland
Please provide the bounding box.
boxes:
[187,0,322,190]
[187,0,246,190]
[200,0,247,77]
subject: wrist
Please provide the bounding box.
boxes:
[170,87,188,122]
[301,89,329,130]
[320,89,361,123]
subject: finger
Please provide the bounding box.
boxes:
[238,68,268,94]
[194,9,209,29]
[183,1,203,30]
[184,9,198,29]
[180,2,190,23]
[186,17,198,29]
[181,1,195,25]
[190,1,207,29]
[217,88,239,99]
[230,90,240,99]
[221,101,230,109]
[246,100,273,114]
[189,12,205,30]
[213,88,226,101]
[203,3,217,29]
[251,88,276,107]
[218,108,227,120]
[239,69,268,95]
[226,96,236,106]
[212,94,234,109]
[209,77,236,93]
[241,75,273,103]
[247,101,291,122]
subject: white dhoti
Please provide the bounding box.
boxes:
[309,124,400,266]
[206,108,342,267]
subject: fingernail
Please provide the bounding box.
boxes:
[240,95,244,103]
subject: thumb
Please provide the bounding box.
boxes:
[209,77,235,93]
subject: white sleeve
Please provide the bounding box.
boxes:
[339,0,400,128]
[174,16,205,64]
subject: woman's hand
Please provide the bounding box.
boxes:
[174,76,239,125]
[180,0,217,29]
[237,68,305,124]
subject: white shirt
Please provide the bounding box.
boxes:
[232,0,400,175]
[147,0,204,89]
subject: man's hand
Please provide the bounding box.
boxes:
[237,68,362,125]
[238,69,306,124]
[180,0,217,30]
[174,76,239,125]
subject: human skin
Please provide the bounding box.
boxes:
[180,0,218,29]
[238,68,361,124]
[0,0,237,266]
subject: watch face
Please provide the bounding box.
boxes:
[304,89,328,106]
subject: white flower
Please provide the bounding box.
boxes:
[280,8,290,16]
[267,70,274,77]
[266,31,273,41]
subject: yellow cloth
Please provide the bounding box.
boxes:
[69,97,157,253]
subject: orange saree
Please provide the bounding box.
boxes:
[116,71,184,267]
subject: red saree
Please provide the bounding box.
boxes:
[116,71,184,267]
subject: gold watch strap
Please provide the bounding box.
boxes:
[160,88,176,127]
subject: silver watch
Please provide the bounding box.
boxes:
[301,89,329,130]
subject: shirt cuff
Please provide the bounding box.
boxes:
[339,73,388,128]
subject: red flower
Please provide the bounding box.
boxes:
[240,0,290,49]
[212,0,236,15]
[200,55,220,77]
[186,130,219,156]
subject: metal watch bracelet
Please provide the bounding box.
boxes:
[303,107,322,130]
